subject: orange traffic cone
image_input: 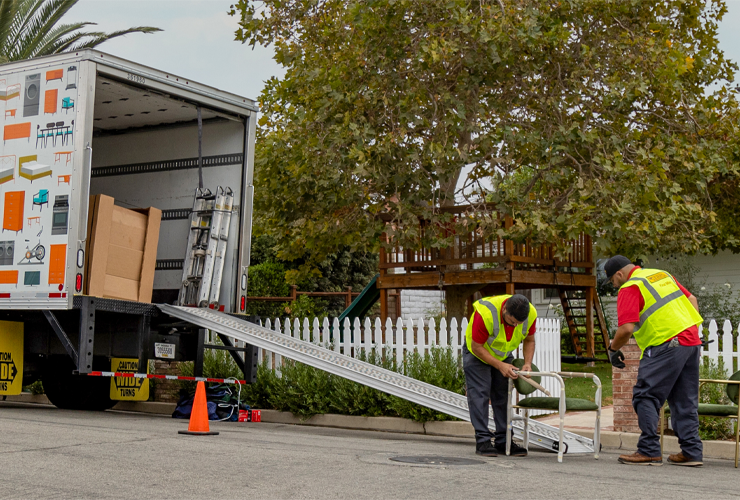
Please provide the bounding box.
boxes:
[178,381,219,436]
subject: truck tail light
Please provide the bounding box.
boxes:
[75,273,83,292]
[240,295,246,312]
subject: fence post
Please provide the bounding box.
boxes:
[395,317,404,368]
[439,317,448,349]
[264,318,273,370]
[273,318,282,371]
[312,317,321,345]
[450,318,459,362]
[343,318,352,356]
[723,320,734,372]
[353,317,362,357]
[373,317,382,357]
[322,317,330,347]
[406,318,415,356]
[708,320,719,366]
[332,317,341,352]
[416,317,426,356]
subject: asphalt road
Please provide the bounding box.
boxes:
[1,401,738,500]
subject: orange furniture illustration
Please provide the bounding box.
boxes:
[5,109,16,119]
[49,244,66,284]
[54,151,73,164]
[0,155,15,184]
[58,174,70,185]
[46,69,63,82]
[0,270,19,285]
[3,122,31,143]
[27,216,40,227]
[18,155,51,182]
[3,191,24,234]
[44,89,58,114]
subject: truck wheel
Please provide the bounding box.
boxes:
[41,356,117,411]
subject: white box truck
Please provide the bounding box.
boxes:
[0,50,257,409]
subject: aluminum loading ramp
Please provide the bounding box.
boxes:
[158,304,595,454]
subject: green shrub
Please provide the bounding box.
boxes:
[23,380,44,395]
[388,346,465,422]
[329,350,397,417]
[698,357,736,441]
[245,262,291,318]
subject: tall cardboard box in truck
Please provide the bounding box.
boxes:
[85,194,161,303]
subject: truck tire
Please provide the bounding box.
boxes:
[41,356,117,411]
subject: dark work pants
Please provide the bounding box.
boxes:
[462,342,512,447]
[633,342,703,460]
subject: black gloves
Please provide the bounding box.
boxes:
[608,348,625,369]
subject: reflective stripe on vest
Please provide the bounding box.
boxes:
[478,300,509,358]
[466,295,536,363]
[620,268,703,358]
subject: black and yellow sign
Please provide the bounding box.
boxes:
[0,321,23,395]
[110,358,149,401]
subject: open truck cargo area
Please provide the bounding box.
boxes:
[0,51,257,409]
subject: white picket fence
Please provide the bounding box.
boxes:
[700,320,740,373]
[213,316,563,413]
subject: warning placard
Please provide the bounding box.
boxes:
[110,358,149,401]
[0,321,23,395]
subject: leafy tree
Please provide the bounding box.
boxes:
[247,234,378,318]
[0,0,161,63]
[231,0,740,278]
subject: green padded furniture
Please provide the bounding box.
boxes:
[506,359,602,462]
[660,370,740,468]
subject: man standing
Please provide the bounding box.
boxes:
[605,255,704,467]
[463,293,537,457]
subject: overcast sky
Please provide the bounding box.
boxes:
[67,0,740,102]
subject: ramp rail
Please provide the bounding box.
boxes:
[158,304,596,454]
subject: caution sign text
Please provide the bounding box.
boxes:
[0,321,23,395]
[110,358,149,401]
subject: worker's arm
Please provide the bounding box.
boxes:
[471,340,519,379]
[520,334,535,372]
[609,322,635,352]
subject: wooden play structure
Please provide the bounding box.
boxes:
[377,204,609,359]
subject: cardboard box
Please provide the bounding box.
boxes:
[85,194,161,302]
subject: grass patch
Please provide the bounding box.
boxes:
[560,362,612,406]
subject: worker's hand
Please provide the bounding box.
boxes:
[499,363,519,379]
[521,363,532,374]
[608,348,625,369]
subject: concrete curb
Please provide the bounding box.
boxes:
[6,394,737,461]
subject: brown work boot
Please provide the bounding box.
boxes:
[618,452,663,466]
[667,452,703,467]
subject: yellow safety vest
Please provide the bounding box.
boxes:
[465,295,538,364]
[619,268,703,358]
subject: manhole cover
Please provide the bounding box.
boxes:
[389,456,485,466]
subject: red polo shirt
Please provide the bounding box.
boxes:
[617,267,701,346]
[471,299,536,344]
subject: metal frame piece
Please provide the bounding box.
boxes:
[158,304,595,454]
[507,371,602,463]
[78,296,96,373]
[43,310,78,366]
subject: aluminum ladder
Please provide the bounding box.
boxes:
[158,304,596,454]
[178,187,234,308]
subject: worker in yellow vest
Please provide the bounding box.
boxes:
[605,255,704,467]
[463,293,537,457]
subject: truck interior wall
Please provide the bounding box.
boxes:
[89,119,245,310]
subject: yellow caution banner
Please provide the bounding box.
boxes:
[110,358,149,401]
[0,321,23,395]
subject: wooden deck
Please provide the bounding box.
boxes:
[376,205,604,358]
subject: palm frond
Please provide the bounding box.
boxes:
[66,26,161,51]
[0,0,162,62]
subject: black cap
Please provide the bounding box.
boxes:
[604,255,632,279]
